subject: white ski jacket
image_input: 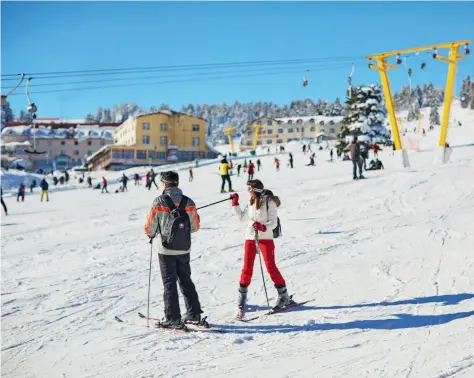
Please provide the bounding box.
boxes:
[233,198,278,240]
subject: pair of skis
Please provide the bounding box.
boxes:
[115,312,226,334]
[235,299,312,322]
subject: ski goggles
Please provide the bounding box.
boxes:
[247,186,263,193]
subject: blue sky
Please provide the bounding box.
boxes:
[2,1,474,119]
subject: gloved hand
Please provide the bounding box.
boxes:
[253,222,267,232]
[231,193,239,206]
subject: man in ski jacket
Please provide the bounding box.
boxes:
[121,174,128,192]
[230,179,293,318]
[219,157,233,193]
[40,178,49,202]
[144,171,203,331]
[350,137,364,180]
[17,184,25,202]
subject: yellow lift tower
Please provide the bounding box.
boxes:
[367,40,470,165]
[250,124,263,153]
[224,126,237,155]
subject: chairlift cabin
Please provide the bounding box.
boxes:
[23,77,46,155]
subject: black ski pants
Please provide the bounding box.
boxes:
[221,175,232,191]
[1,198,7,214]
[159,253,202,321]
[352,158,363,178]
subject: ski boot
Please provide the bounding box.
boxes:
[353,176,358,180]
[235,286,248,320]
[155,318,188,332]
[359,175,365,179]
[182,313,209,328]
[221,189,226,193]
[273,286,295,311]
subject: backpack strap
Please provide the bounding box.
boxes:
[162,195,176,210]
[178,195,189,210]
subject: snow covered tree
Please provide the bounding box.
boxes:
[19,110,30,122]
[471,82,474,110]
[338,84,389,144]
[1,100,14,129]
[85,113,95,123]
[460,76,472,108]
[428,87,440,127]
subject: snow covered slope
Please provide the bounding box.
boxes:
[1,110,474,378]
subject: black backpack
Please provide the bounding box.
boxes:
[158,195,192,251]
[266,200,282,239]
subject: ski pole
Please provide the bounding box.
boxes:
[196,197,232,211]
[255,230,270,308]
[146,240,153,328]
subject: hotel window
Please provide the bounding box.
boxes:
[74,150,79,155]
[48,140,53,145]
[288,128,294,133]
[267,140,273,144]
[278,129,284,134]
[136,150,147,160]
[267,130,273,135]
[267,120,273,126]
[330,128,335,133]
[60,141,66,145]
[142,135,150,144]
[160,123,168,131]
[143,123,150,130]
[87,141,92,145]
[74,141,79,145]
[192,124,200,131]
[311,127,316,132]
[160,136,168,146]
[192,137,200,146]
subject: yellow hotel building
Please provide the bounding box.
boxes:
[86,110,217,171]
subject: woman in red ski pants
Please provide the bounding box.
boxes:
[231,179,293,314]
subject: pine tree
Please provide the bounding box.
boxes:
[85,113,95,123]
[471,82,474,110]
[460,76,472,108]
[428,86,440,127]
[1,100,14,129]
[339,84,389,143]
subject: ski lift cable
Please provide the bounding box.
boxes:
[7,63,361,97]
[2,60,366,91]
[0,55,364,79]
[1,57,362,82]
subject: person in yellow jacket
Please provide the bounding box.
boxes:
[219,157,234,193]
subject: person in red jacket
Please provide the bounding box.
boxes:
[247,160,255,181]
[102,177,108,193]
[372,144,379,158]
[231,179,294,318]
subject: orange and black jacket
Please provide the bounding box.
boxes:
[144,187,200,255]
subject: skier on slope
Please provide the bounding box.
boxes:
[247,160,255,181]
[144,171,203,331]
[1,188,8,215]
[230,179,294,317]
[350,137,364,180]
[121,174,129,192]
[219,157,234,193]
[102,177,109,193]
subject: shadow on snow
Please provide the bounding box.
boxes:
[223,294,474,333]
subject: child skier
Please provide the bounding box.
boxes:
[230,180,294,318]
[17,183,26,202]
